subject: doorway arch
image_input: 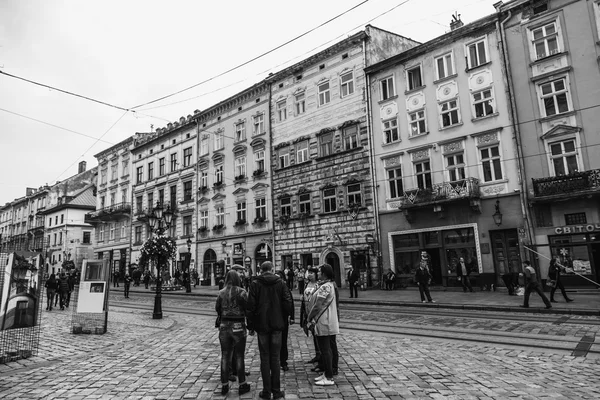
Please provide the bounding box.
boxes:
[321,248,343,287]
[203,249,217,281]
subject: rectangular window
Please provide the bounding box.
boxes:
[532,22,559,59]
[59,232,63,244]
[61,214,64,224]
[406,65,423,91]
[235,122,246,142]
[216,206,225,226]
[255,150,265,172]
[481,146,503,182]
[200,210,209,228]
[215,165,223,184]
[200,136,209,156]
[170,185,177,208]
[134,226,142,244]
[565,212,587,225]
[109,193,115,206]
[170,153,178,172]
[295,93,306,115]
[83,231,91,244]
[318,81,331,106]
[323,188,337,213]
[159,158,165,176]
[121,159,129,177]
[340,71,354,97]
[409,110,427,136]
[121,188,128,204]
[148,162,154,180]
[383,119,399,144]
[343,125,359,150]
[280,197,291,216]
[101,169,107,184]
[98,227,103,242]
[158,188,164,206]
[296,141,309,163]
[121,221,126,239]
[200,170,208,188]
[446,153,466,182]
[435,53,454,80]
[540,78,570,116]
[278,148,289,169]
[214,130,224,150]
[550,139,578,176]
[467,38,488,69]
[347,183,362,205]
[299,193,311,214]
[183,215,192,236]
[277,100,287,122]
[380,76,395,100]
[440,99,460,128]
[136,166,143,184]
[235,156,246,177]
[183,181,192,201]
[111,164,118,180]
[109,223,115,240]
[388,167,403,199]
[253,114,264,135]
[255,198,266,220]
[136,195,143,213]
[237,202,247,222]
[415,161,432,189]
[473,89,495,118]
[183,147,192,167]
[147,192,154,210]
[319,133,333,157]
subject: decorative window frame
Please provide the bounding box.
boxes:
[471,86,496,120]
[382,154,404,200]
[439,98,462,129]
[408,108,428,137]
[540,126,583,177]
[234,120,247,142]
[276,98,287,122]
[339,69,355,98]
[465,36,489,70]
[252,112,265,136]
[536,74,572,118]
[434,51,455,81]
[405,63,424,92]
[317,79,331,106]
[383,118,400,144]
[528,17,563,62]
[294,90,306,116]
[379,75,396,101]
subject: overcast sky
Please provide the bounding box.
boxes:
[0,0,500,206]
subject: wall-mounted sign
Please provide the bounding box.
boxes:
[480,243,490,254]
[233,243,244,256]
[554,223,600,235]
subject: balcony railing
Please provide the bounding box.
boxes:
[532,169,600,198]
[85,202,132,223]
[399,177,480,208]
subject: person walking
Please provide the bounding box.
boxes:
[215,270,252,396]
[45,274,58,311]
[347,265,359,298]
[57,272,70,310]
[192,269,199,288]
[415,261,434,303]
[143,271,151,289]
[113,270,120,287]
[457,257,474,293]
[247,261,293,400]
[384,269,396,291]
[521,260,552,309]
[275,270,295,372]
[307,264,339,387]
[297,266,305,295]
[286,266,295,291]
[548,257,574,303]
[123,273,132,298]
[65,273,76,307]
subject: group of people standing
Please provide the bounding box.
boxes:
[215,261,340,398]
[44,272,76,311]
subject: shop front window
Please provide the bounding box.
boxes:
[550,234,594,275]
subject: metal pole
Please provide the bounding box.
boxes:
[153,256,163,319]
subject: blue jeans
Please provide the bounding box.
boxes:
[218,321,247,385]
[257,331,282,396]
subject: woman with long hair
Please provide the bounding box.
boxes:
[300,267,320,365]
[548,257,574,303]
[215,270,252,395]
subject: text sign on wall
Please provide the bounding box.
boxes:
[554,224,600,234]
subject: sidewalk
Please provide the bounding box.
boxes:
[112,281,600,316]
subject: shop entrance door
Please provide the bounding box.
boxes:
[325,252,341,287]
[490,229,521,284]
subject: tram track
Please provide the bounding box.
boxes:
[110,297,599,357]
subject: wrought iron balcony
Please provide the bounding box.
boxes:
[85,202,132,223]
[399,177,480,209]
[532,169,600,199]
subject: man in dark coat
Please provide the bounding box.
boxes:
[415,262,434,303]
[275,270,295,372]
[57,273,70,310]
[347,265,359,298]
[247,261,293,400]
[456,257,474,293]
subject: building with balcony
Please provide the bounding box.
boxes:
[269,26,419,287]
[26,186,50,253]
[130,120,197,278]
[193,81,273,283]
[497,0,600,285]
[86,137,134,277]
[0,203,11,253]
[366,13,523,288]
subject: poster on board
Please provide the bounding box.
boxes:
[0,253,41,331]
[76,259,107,313]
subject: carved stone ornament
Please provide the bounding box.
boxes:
[480,184,505,196]
[384,156,401,167]
[443,141,463,154]
[476,132,498,145]
[387,201,402,210]
[406,93,424,112]
[436,81,457,102]
[380,102,398,119]
[411,149,429,161]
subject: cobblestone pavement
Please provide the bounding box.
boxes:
[1,296,600,399]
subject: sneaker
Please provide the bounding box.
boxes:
[239,382,251,395]
[273,391,285,400]
[315,378,335,386]
[315,374,326,381]
[422,300,427,303]
[221,384,229,395]
[258,390,271,399]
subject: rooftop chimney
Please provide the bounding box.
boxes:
[78,161,87,173]
[450,12,464,31]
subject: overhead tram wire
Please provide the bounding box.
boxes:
[129,0,373,110]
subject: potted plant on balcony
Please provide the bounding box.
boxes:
[234,174,246,182]
[278,214,291,227]
[212,224,225,232]
[213,181,224,189]
[253,216,266,224]
[198,185,209,194]
[197,226,208,233]
[253,169,265,177]
[234,218,247,226]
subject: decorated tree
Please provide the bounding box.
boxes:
[140,235,177,278]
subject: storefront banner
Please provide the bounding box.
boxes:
[572,260,592,275]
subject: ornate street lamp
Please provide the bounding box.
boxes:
[142,202,176,319]
[492,199,503,227]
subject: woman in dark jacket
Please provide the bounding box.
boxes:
[45,274,58,311]
[215,270,251,396]
[548,257,574,303]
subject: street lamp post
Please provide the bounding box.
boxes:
[145,202,174,320]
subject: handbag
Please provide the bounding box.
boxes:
[547,279,556,288]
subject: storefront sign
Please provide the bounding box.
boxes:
[554,223,600,234]
[480,243,490,254]
[233,243,244,256]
